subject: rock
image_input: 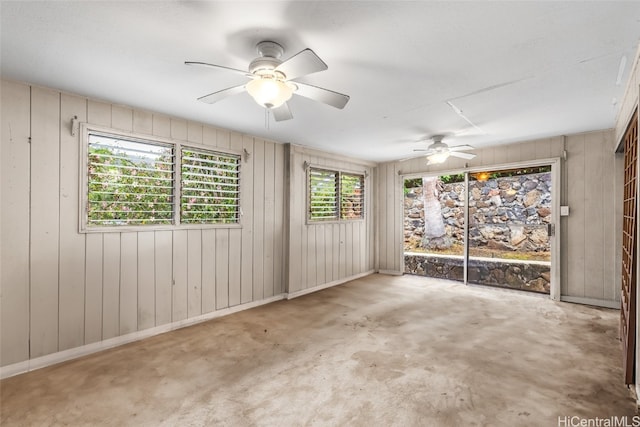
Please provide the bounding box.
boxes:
[540,272,551,282]
[471,187,481,200]
[491,195,502,207]
[537,207,551,217]
[529,228,548,245]
[510,225,526,246]
[523,180,538,191]
[526,278,548,293]
[524,190,541,207]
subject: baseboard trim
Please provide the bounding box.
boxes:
[0,295,285,380]
[560,295,620,309]
[286,270,376,300]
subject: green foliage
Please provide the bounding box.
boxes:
[87,137,240,227]
[181,149,240,224]
[88,146,173,225]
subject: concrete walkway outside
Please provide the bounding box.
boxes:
[1,274,636,426]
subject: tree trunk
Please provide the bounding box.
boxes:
[422,176,451,250]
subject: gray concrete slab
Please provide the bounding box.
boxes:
[1,274,636,426]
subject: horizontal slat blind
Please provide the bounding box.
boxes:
[340,173,364,219]
[87,134,174,225]
[181,148,240,224]
[309,168,338,220]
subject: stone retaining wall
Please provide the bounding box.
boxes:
[404,254,550,294]
[404,172,552,253]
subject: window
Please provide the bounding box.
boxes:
[83,127,240,230]
[181,147,240,224]
[308,167,365,221]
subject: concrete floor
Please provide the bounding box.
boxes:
[1,274,636,426]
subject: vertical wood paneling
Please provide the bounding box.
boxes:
[535,138,552,159]
[137,231,155,331]
[325,225,334,282]
[154,231,172,325]
[187,121,203,144]
[345,223,353,278]
[253,141,265,298]
[378,164,388,270]
[102,233,121,340]
[339,223,347,278]
[87,100,111,127]
[300,154,310,287]
[202,126,216,147]
[385,163,396,270]
[30,86,60,358]
[307,221,317,287]
[583,132,605,300]
[187,229,202,318]
[217,129,231,148]
[111,105,133,131]
[274,144,285,294]
[84,234,103,344]
[58,93,87,351]
[241,136,255,301]
[228,229,242,305]
[119,232,138,335]
[0,80,31,365]
[201,229,216,313]
[170,118,187,141]
[316,225,326,285]
[133,110,152,135]
[264,142,276,297]
[172,231,188,321]
[566,134,586,297]
[215,229,230,309]
[152,114,171,138]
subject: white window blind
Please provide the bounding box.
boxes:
[309,168,338,220]
[87,134,174,226]
[309,167,365,222]
[181,148,241,224]
[340,173,364,219]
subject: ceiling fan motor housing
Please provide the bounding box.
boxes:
[249,41,284,76]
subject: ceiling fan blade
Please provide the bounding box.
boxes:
[449,145,475,152]
[272,102,293,122]
[185,61,251,77]
[276,49,327,80]
[412,149,432,152]
[294,82,350,109]
[197,84,246,104]
[450,151,477,160]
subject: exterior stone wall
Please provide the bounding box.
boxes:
[404,172,552,253]
[404,254,550,294]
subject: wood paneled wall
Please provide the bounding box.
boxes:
[376,130,622,306]
[0,80,288,367]
[286,145,376,295]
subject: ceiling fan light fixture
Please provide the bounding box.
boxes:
[427,151,450,164]
[246,76,293,109]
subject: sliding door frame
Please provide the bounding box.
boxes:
[400,157,561,300]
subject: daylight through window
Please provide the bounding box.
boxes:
[85,130,240,229]
[308,167,365,221]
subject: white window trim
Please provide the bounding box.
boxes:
[78,123,242,233]
[306,163,367,225]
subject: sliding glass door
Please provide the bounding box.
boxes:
[403,164,554,296]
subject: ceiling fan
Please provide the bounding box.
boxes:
[414,135,476,164]
[186,41,350,121]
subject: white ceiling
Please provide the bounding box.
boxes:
[2,1,640,162]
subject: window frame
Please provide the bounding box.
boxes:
[79,124,242,233]
[306,165,366,224]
